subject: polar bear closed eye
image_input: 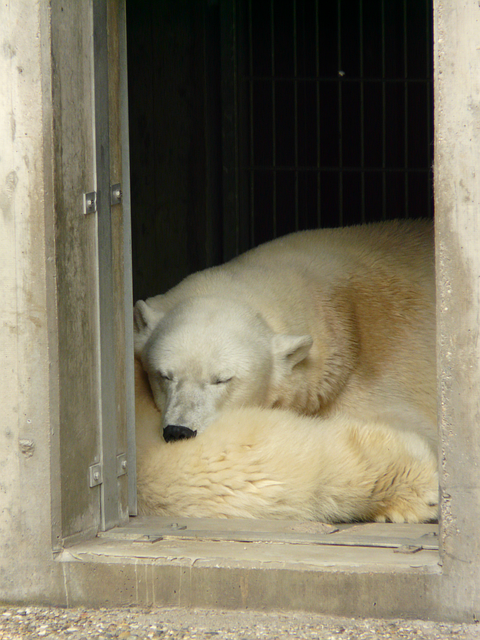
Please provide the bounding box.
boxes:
[135,296,312,438]
[134,220,436,447]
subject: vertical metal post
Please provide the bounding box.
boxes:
[381,0,386,219]
[204,0,224,268]
[315,0,321,226]
[221,0,240,261]
[93,0,119,531]
[271,0,277,238]
[403,0,408,218]
[248,0,255,246]
[337,0,343,226]
[293,0,299,231]
[426,0,433,219]
[118,0,136,517]
[359,0,365,223]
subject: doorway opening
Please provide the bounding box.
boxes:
[126,0,433,301]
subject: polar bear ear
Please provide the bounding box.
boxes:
[272,334,313,372]
[133,300,164,355]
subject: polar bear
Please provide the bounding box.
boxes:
[135,359,438,522]
[134,220,436,446]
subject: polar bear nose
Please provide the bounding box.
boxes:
[163,425,197,443]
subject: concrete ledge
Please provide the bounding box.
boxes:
[57,518,441,619]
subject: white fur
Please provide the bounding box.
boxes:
[135,360,438,523]
[134,220,436,446]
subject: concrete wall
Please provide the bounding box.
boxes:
[434,0,480,621]
[0,0,128,599]
[0,0,65,602]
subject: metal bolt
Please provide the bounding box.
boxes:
[84,192,97,215]
[93,471,100,481]
[110,184,123,205]
[122,459,127,470]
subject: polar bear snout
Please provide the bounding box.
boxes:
[163,424,197,443]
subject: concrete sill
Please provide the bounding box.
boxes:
[56,517,441,617]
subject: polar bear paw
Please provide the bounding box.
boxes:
[373,473,439,524]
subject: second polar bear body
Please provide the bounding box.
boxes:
[135,360,438,523]
[135,220,436,447]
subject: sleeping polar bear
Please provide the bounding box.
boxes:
[134,220,436,447]
[135,359,438,523]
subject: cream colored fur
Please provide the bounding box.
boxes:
[134,220,436,446]
[135,360,438,523]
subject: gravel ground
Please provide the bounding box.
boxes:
[0,606,479,640]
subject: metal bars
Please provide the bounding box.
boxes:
[315,0,321,226]
[293,0,299,230]
[221,0,242,261]
[270,0,276,239]
[403,0,409,219]
[231,0,433,249]
[337,0,343,227]
[359,0,365,223]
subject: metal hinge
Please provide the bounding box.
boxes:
[83,191,97,215]
[89,462,103,487]
[89,454,127,488]
[110,183,122,205]
[116,453,128,477]
[83,184,122,215]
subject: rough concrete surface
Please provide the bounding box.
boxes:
[0,606,478,640]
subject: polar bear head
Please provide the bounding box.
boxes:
[134,296,312,441]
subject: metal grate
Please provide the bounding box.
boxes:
[222,0,434,253]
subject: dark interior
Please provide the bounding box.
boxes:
[127,0,433,302]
